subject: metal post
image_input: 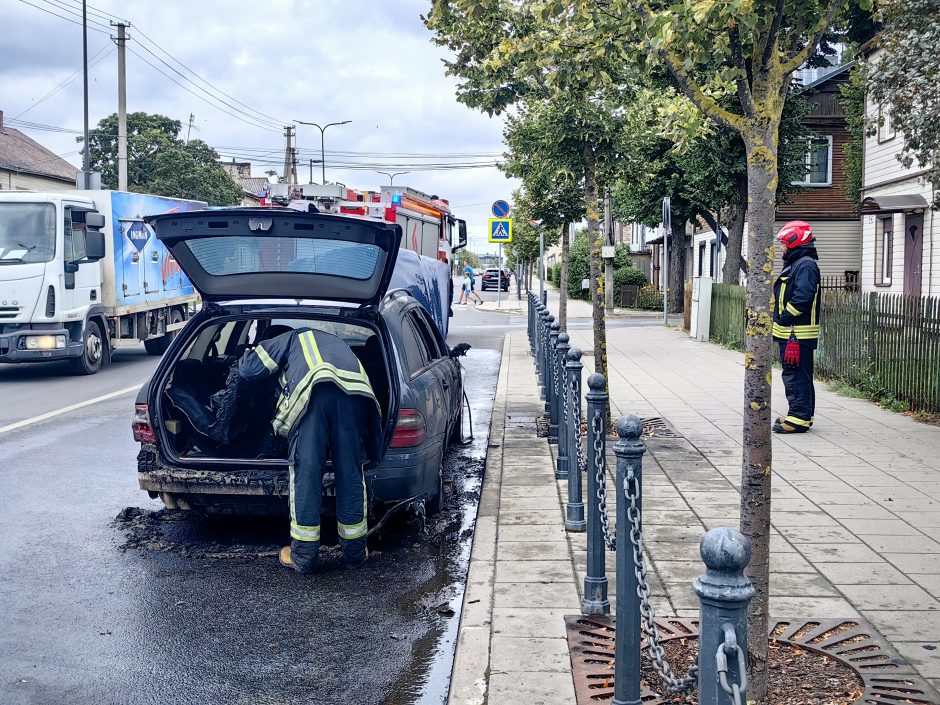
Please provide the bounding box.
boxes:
[564,348,586,531]
[543,314,554,411]
[612,415,645,705]
[555,333,570,479]
[497,243,502,308]
[548,321,560,444]
[582,373,610,615]
[536,306,546,390]
[694,528,755,705]
[539,229,545,303]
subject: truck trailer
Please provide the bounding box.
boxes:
[0,190,205,374]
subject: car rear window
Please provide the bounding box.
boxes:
[186,236,381,280]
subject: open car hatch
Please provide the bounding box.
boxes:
[146,208,402,306]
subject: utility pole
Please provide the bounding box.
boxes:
[186,113,195,143]
[112,21,129,191]
[282,125,294,185]
[290,145,298,186]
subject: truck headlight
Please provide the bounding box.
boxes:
[25,334,67,350]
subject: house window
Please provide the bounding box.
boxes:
[876,217,893,286]
[793,136,833,187]
[878,105,896,142]
[698,242,706,276]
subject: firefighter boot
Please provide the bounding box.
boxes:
[773,418,810,434]
[278,546,317,574]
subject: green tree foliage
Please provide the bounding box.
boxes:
[865,0,940,201]
[455,249,481,271]
[840,67,867,209]
[82,112,243,205]
[614,266,647,289]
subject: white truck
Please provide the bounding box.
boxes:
[0,190,205,374]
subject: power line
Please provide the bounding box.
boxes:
[15,0,109,33]
[125,45,281,134]
[13,44,114,120]
[35,0,112,30]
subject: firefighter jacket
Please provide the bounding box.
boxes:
[238,328,383,460]
[773,245,821,348]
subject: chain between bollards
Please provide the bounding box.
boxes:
[582,373,610,615]
[564,348,586,531]
[555,333,570,479]
[548,321,560,444]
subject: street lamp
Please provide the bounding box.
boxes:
[376,171,409,186]
[294,119,351,184]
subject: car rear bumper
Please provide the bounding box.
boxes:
[137,440,443,505]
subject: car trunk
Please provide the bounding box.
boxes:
[150,307,397,468]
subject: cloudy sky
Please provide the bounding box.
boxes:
[0,0,516,253]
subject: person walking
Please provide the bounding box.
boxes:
[464,265,483,305]
[772,220,821,434]
[458,270,469,304]
[237,326,383,572]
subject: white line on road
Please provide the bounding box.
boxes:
[0,384,142,434]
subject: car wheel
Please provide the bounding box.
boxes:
[144,309,183,356]
[70,319,103,375]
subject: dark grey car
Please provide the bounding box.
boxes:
[132,208,464,516]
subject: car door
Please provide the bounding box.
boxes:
[398,308,446,439]
[408,307,460,434]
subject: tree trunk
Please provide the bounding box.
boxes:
[740,132,778,704]
[723,173,748,285]
[668,222,685,314]
[559,223,570,330]
[583,153,607,387]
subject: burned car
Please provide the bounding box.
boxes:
[133,208,465,516]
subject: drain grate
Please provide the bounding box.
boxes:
[565,615,940,704]
[642,417,682,439]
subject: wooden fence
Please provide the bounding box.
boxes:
[708,284,940,412]
[709,284,747,349]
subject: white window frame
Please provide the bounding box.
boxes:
[878,105,896,142]
[880,217,893,285]
[792,135,833,187]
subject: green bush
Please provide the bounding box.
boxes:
[636,284,664,310]
[549,262,562,286]
[613,266,647,290]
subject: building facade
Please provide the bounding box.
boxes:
[0,111,77,191]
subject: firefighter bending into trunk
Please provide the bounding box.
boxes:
[238,326,383,572]
[772,220,821,434]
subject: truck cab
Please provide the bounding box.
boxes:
[0,193,107,371]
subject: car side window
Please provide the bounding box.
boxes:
[400,316,430,375]
[412,309,445,359]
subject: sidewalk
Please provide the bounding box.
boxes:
[449,316,940,703]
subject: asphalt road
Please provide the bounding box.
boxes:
[0,304,521,705]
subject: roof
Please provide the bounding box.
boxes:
[237,176,271,196]
[862,194,930,212]
[799,61,855,92]
[0,126,78,182]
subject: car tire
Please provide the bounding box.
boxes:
[144,309,183,356]
[70,319,103,375]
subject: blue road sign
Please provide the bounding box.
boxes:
[492,199,510,217]
[489,218,512,243]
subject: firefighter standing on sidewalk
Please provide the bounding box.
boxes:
[238,326,383,572]
[772,220,821,434]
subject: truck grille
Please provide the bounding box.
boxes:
[0,306,21,320]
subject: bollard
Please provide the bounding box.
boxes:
[538,307,549,394]
[548,321,560,444]
[535,305,546,389]
[555,333,571,478]
[612,415,645,705]
[543,313,555,412]
[581,372,610,615]
[694,528,755,705]
[564,348,586,531]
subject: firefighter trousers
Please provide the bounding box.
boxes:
[779,341,815,429]
[287,383,371,571]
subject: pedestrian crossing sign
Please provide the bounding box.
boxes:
[488,218,512,243]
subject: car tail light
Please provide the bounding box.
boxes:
[390,409,426,448]
[132,403,157,444]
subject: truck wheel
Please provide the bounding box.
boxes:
[144,309,183,356]
[70,320,103,375]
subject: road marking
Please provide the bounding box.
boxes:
[0,384,142,434]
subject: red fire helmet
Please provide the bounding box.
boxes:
[776,220,814,249]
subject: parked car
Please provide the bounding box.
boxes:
[481,267,510,291]
[132,208,465,517]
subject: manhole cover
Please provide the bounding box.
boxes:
[566,615,940,704]
[642,417,682,438]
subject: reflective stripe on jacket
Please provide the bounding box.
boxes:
[238,328,379,438]
[772,250,821,343]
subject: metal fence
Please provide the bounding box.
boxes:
[707,285,940,413]
[527,293,753,704]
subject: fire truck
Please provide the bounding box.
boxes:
[264,183,467,266]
